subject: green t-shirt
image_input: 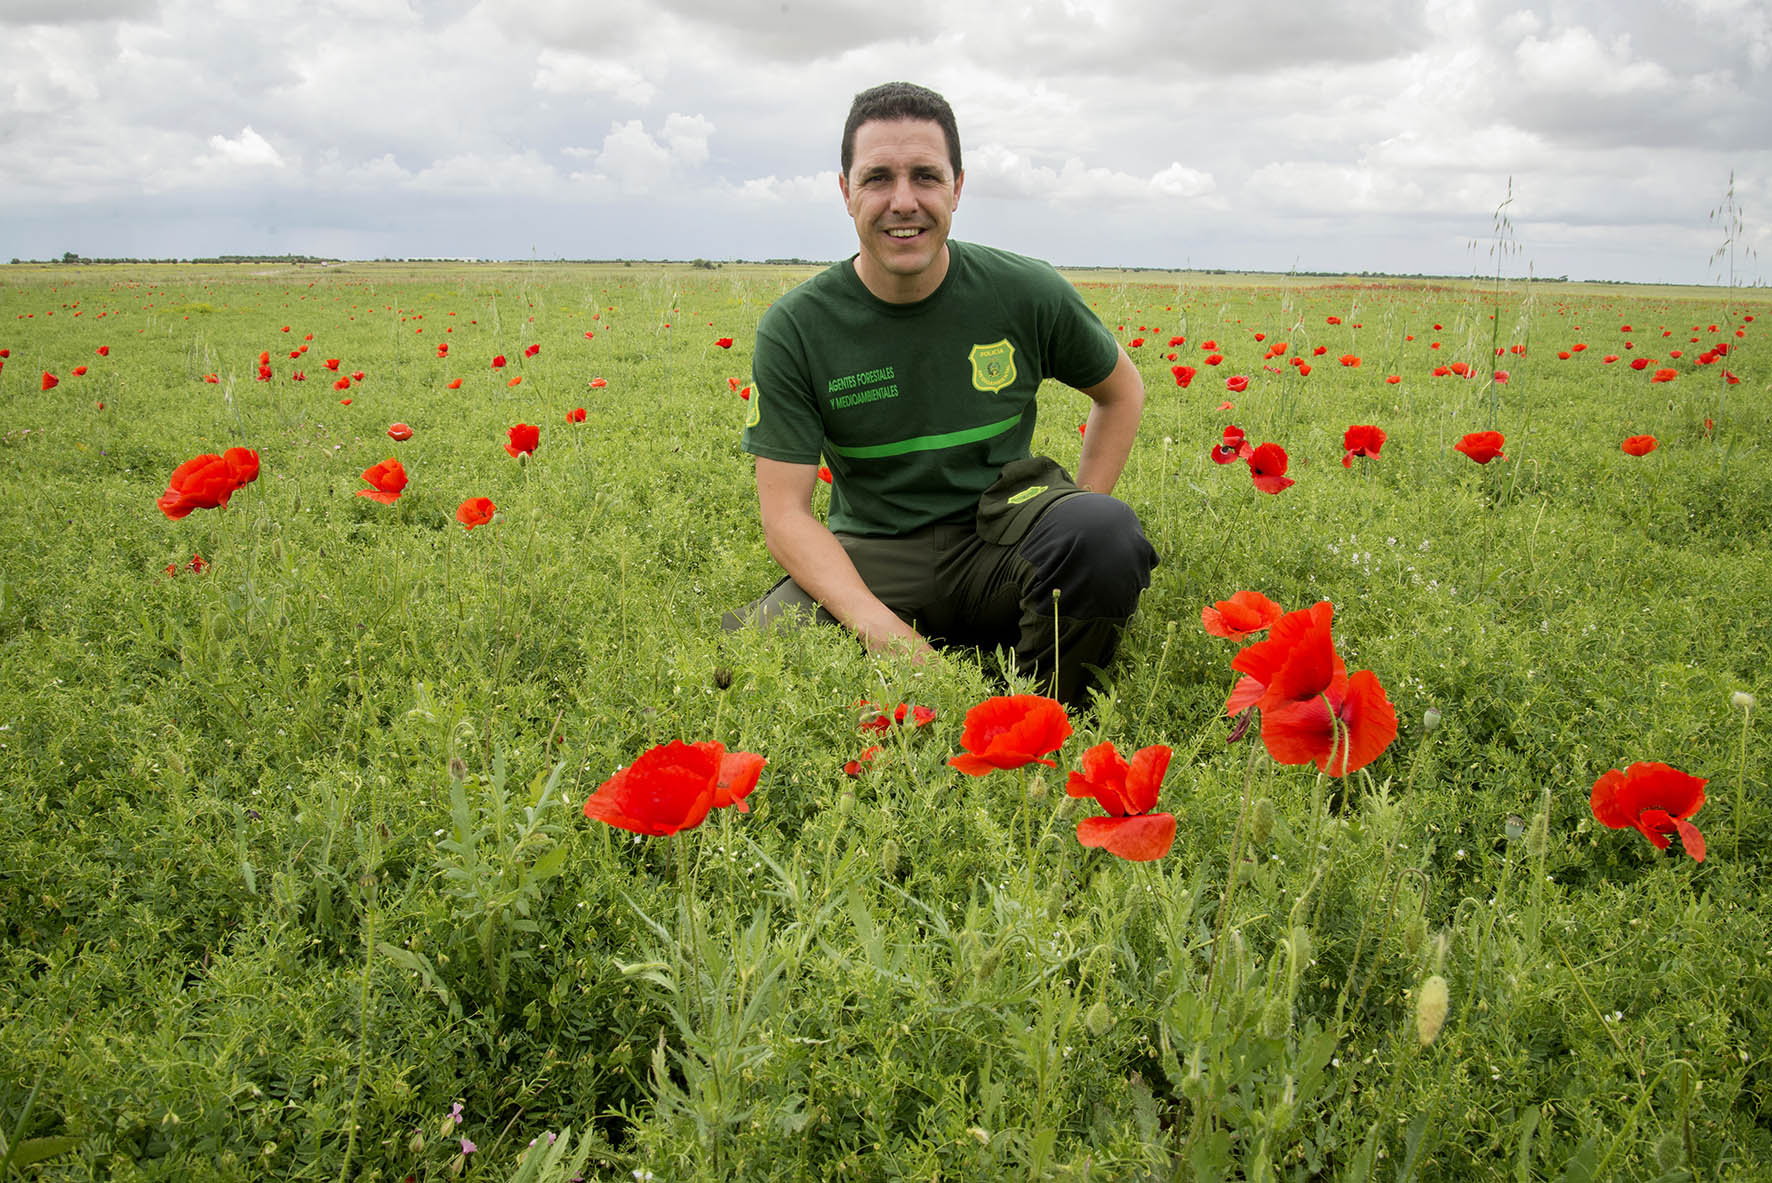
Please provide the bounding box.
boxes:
[742,240,1120,537]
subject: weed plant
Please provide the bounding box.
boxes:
[0,261,1766,1180]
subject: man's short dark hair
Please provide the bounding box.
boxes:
[841,82,962,180]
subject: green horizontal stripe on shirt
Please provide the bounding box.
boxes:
[826,413,1023,460]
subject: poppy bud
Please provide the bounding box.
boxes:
[1504,813,1525,842]
[712,666,733,690]
[1415,974,1450,1046]
[1259,994,1291,1040]
[448,757,468,783]
[1422,707,1442,733]
[1402,913,1428,956]
[880,838,899,878]
[976,945,1004,980]
[1236,858,1257,886]
[1734,690,1756,711]
[1653,1131,1684,1173]
[1525,812,1549,860]
[1026,772,1048,801]
[1251,797,1276,844]
[838,788,856,815]
[1084,999,1115,1038]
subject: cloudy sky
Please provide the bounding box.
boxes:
[4,0,1769,284]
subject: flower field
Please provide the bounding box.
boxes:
[1,260,1767,1180]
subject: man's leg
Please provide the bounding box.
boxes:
[720,575,836,634]
[720,525,955,636]
[939,493,1157,706]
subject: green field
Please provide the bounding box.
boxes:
[1,260,1767,1180]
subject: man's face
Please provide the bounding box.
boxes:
[839,118,963,303]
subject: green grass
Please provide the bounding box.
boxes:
[1,261,1767,1180]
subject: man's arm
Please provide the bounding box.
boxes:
[754,456,932,659]
[1074,344,1145,494]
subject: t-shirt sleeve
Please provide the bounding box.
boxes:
[741,306,826,466]
[1037,266,1120,391]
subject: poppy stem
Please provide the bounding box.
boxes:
[1204,740,1261,1010]
[1736,700,1754,861]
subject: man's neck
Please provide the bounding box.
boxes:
[853,243,952,304]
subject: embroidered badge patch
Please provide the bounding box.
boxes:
[968,339,1016,393]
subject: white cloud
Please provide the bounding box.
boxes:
[729,172,840,204]
[974,144,1218,207]
[575,115,714,194]
[533,49,656,104]
[200,126,286,170]
[1514,28,1674,96]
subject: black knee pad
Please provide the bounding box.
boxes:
[1017,494,1158,619]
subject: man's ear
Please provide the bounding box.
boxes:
[951,169,964,206]
[838,172,851,207]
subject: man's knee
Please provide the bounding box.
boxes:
[1017,494,1158,620]
[721,575,836,634]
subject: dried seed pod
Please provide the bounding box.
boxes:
[1416,974,1450,1046]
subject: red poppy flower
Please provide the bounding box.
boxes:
[1202,353,1223,367]
[1557,351,1571,360]
[1168,335,1186,346]
[187,553,207,575]
[817,465,833,483]
[97,346,109,356]
[567,407,586,423]
[507,376,523,388]
[436,343,449,357]
[41,371,59,390]
[1201,340,1218,350]
[1602,355,1619,364]
[505,423,540,458]
[1326,315,1342,325]
[1212,424,1253,465]
[1312,345,1327,356]
[844,746,883,777]
[1650,368,1677,383]
[1341,424,1386,467]
[447,378,462,389]
[1067,742,1176,861]
[894,702,937,727]
[1454,431,1506,464]
[1259,669,1398,776]
[583,740,766,836]
[1338,354,1360,367]
[947,694,1072,776]
[590,377,607,388]
[351,370,365,382]
[204,373,219,383]
[1297,363,1312,376]
[1723,370,1741,385]
[157,453,241,519]
[1172,364,1196,388]
[258,350,271,364]
[492,355,507,368]
[1621,435,1657,456]
[339,397,353,405]
[1267,341,1289,356]
[1590,761,1706,861]
[1449,362,1471,377]
[1247,442,1294,494]
[223,446,259,487]
[1494,370,1509,383]
[334,377,351,392]
[71,365,88,376]
[1629,357,1651,371]
[715,337,734,349]
[290,370,307,381]
[1226,374,1249,393]
[1202,590,1283,640]
[1229,600,1342,715]
[325,358,340,370]
[388,422,414,441]
[456,497,496,529]
[524,343,541,358]
[356,457,408,504]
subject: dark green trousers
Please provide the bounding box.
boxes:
[722,493,1158,707]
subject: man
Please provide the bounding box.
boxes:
[725,81,1157,707]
